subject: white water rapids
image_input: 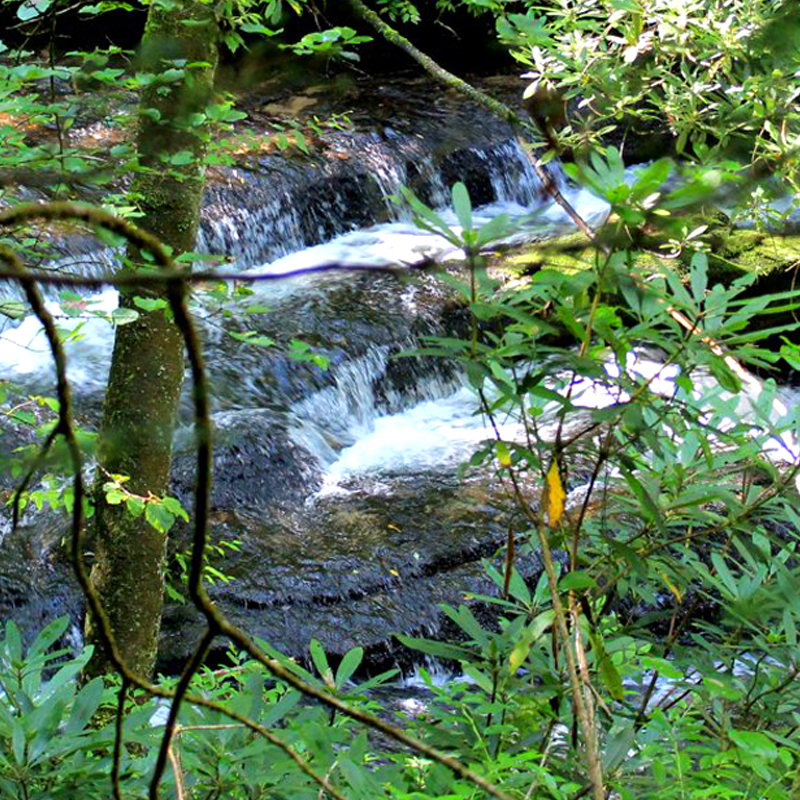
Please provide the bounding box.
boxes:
[0,152,798,495]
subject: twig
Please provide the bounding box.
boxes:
[2,210,357,800]
[11,424,59,530]
[112,677,129,800]
[165,258,522,800]
[0,261,423,287]
[149,628,217,800]
[166,743,186,800]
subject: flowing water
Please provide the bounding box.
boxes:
[0,99,798,668]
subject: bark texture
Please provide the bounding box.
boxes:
[86,0,218,678]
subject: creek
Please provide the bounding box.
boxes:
[0,78,797,673]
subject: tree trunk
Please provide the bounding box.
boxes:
[85,1,218,678]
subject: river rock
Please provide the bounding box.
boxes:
[158,473,545,674]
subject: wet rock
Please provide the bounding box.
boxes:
[0,520,84,651]
[199,270,466,415]
[198,77,543,267]
[171,408,322,511]
[158,473,544,674]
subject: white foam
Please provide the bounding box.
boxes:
[318,351,800,492]
[242,180,611,278]
[0,288,118,390]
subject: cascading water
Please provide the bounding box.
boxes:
[1,85,798,670]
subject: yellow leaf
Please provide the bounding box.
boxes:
[389,569,399,577]
[659,570,682,604]
[387,522,401,532]
[543,460,565,528]
[496,440,511,467]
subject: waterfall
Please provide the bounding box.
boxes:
[0,127,575,397]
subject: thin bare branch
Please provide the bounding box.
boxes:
[1,201,520,800]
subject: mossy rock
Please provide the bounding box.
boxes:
[493,220,800,362]
[496,232,595,274]
[706,230,800,287]
[493,230,666,276]
[495,222,800,292]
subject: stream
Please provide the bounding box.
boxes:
[0,80,798,673]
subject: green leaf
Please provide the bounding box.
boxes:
[335,646,363,689]
[167,150,195,166]
[729,730,778,760]
[604,723,636,770]
[239,22,282,36]
[260,689,301,726]
[309,639,333,687]
[708,356,742,394]
[162,495,189,522]
[0,300,28,320]
[618,466,663,530]
[476,213,513,247]
[65,678,103,733]
[558,571,595,591]
[442,605,489,648]
[128,497,146,519]
[133,297,169,313]
[228,331,275,348]
[451,182,473,231]
[710,552,738,597]
[289,339,329,369]
[104,489,126,505]
[509,636,532,673]
[689,251,708,304]
[11,722,25,765]
[598,648,624,701]
[398,186,461,246]
[395,635,473,662]
[4,621,22,663]
[40,652,91,703]
[110,307,139,326]
[145,502,176,533]
[293,132,309,154]
[640,656,683,679]
[17,0,50,21]
[28,617,69,662]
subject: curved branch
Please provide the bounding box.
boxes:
[0,262,427,288]
[164,256,522,800]
[10,407,59,531]
[149,628,216,800]
[0,202,172,269]
[112,677,130,800]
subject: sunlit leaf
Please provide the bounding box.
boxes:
[543,459,565,527]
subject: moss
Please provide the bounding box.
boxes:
[495,232,596,274]
[706,231,800,284]
[327,509,383,538]
[494,225,800,290]
[491,222,800,365]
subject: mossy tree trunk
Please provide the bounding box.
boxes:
[85,1,219,678]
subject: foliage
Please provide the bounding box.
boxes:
[0,618,147,799]
[495,0,800,186]
[283,26,373,62]
[2,0,800,798]
[394,166,800,796]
